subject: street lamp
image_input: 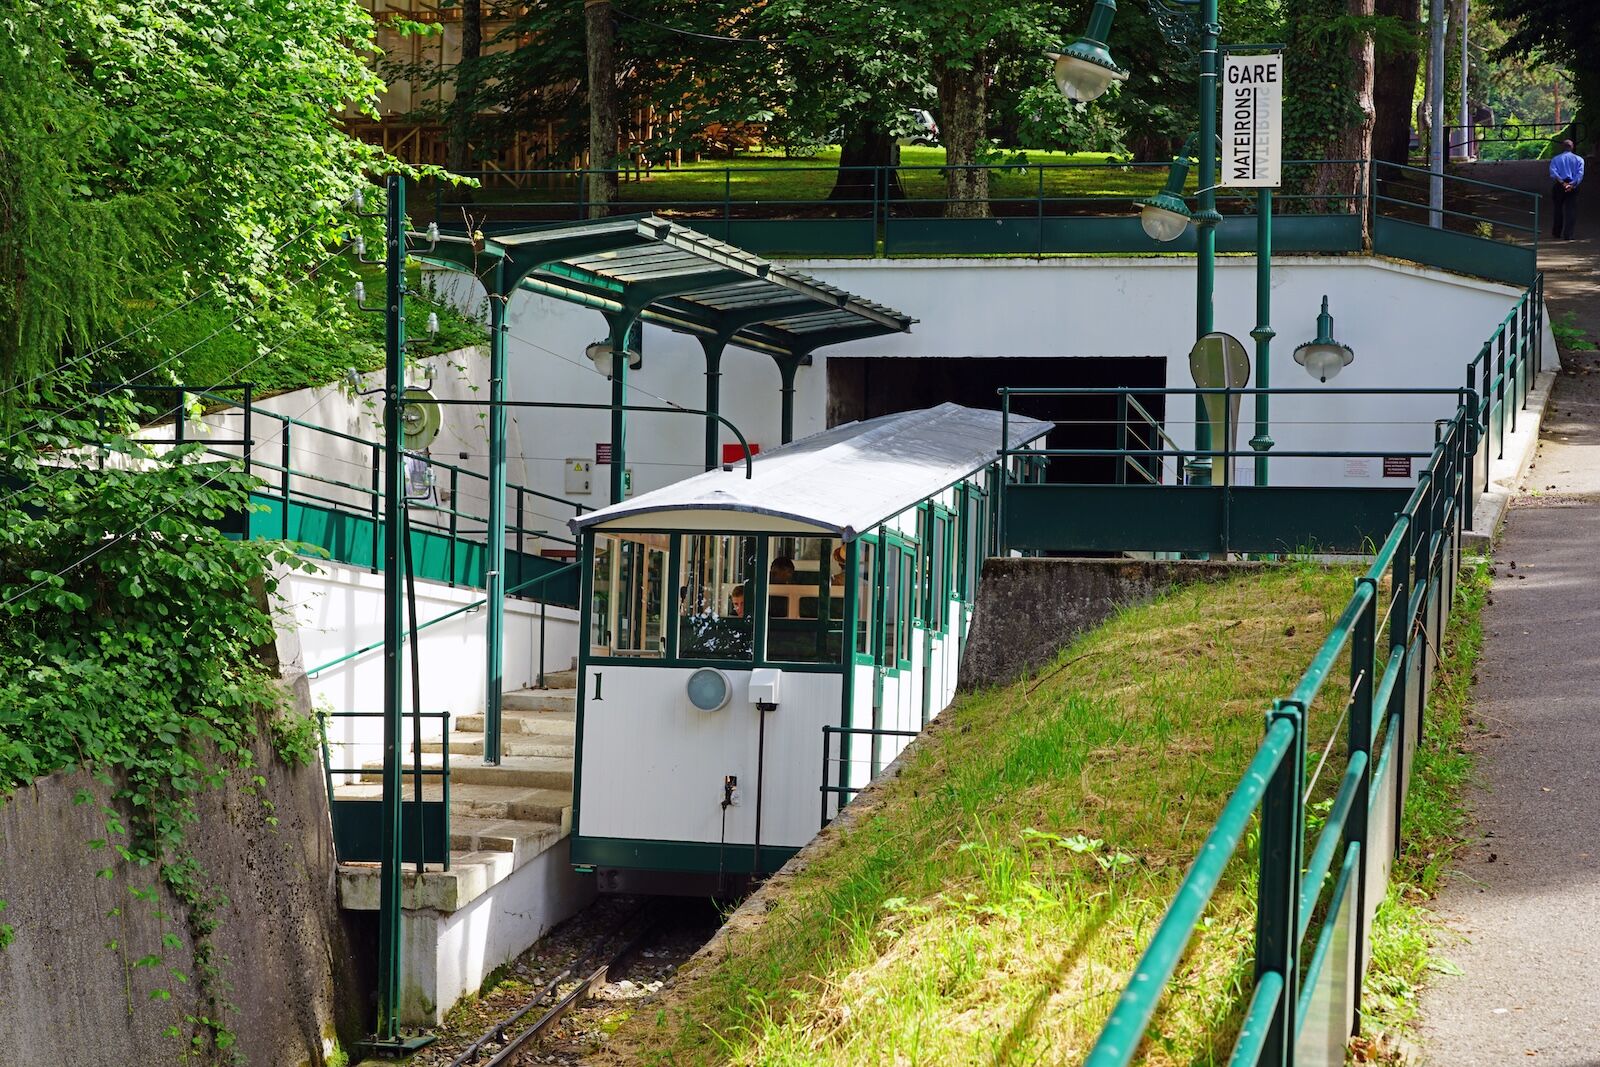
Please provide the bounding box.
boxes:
[1293,296,1355,383]
[1138,135,1199,242]
[1047,0,1129,103]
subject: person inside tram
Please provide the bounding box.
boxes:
[830,544,848,586]
[769,556,796,584]
[728,583,747,617]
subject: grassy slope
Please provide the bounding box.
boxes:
[609,565,1363,1067]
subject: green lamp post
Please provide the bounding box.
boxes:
[1137,135,1199,242]
[1047,0,1129,103]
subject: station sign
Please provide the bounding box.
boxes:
[1223,53,1283,188]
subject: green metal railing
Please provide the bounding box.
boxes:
[124,383,583,604]
[1371,160,1541,285]
[1069,283,1542,1064]
[322,709,452,873]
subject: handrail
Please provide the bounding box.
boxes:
[305,563,580,678]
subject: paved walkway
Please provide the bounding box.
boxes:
[1418,159,1600,1064]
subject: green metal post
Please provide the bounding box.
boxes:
[701,336,725,471]
[1251,189,1275,486]
[484,260,509,768]
[376,174,408,1044]
[609,318,632,503]
[1254,700,1304,1066]
[1192,0,1221,479]
[779,358,800,444]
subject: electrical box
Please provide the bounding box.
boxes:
[564,459,592,495]
[749,668,783,708]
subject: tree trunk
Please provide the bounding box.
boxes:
[584,0,618,217]
[1311,0,1376,235]
[446,0,483,174]
[935,56,989,219]
[1371,0,1423,165]
[827,120,905,206]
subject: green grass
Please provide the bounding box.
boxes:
[611,564,1365,1067]
[443,147,1182,212]
[1358,557,1491,1055]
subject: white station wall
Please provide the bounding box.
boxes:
[430,256,1547,506]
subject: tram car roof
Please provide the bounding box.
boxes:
[570,402,1051,541]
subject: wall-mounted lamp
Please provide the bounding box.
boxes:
[1046,0,1129,103]
[1293,295,1355,383]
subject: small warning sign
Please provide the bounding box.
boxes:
[1382,456,1412,478]
[595,442,613,465]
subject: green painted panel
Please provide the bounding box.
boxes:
[681,219,877,258]
[883,213,1360,257]
[571,834,799,875]
[331,799,449,865]
[1373,216,1535,286]
[248,492,579,605]
[1004,484,1413,554]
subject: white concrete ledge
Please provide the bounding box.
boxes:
[1466,368,1557,550]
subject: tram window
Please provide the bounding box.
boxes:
[678,535,756,660]
[883,544,902,665]
[899,550,913,661]
[854,541,875,657]
[931,513,948,629]
[590,533,667,658]
[765,535,843,664]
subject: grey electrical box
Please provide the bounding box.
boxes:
[564,459,593,495]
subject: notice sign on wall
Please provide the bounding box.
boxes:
[1223,53,1283,188]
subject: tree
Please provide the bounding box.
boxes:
[585,0,620,214]
[449,0,486,173]
[1487,0,1600,148]
[0,0,391,395]
[1285,0,1376,207]
[1372,0,1425,164]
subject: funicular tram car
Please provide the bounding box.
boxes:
[566,403,1051,893]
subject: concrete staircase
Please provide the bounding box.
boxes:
[332,669,594,1022]
[335,668,580,908]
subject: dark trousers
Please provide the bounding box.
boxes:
[1552,182,1580,239]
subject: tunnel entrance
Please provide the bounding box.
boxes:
[826,356,1168,485]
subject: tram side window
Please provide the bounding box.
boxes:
[931,513,948,629]
[883,544,903,665]
[679,535,757,660]
[765,535,843,664]
[854,541,875,657]
[589,533,667,658]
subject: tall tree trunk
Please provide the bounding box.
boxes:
[935,55,989,219]
[827,120,905,206]
[447,0,483,174]
[584,0,618,217]
[1372,0,1423,164]
[1309,0,1376,233]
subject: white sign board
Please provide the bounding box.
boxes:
[1223,53,1283,188]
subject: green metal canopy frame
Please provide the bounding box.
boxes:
[366,193,912,1050]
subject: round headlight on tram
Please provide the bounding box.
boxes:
[686,668,732,713]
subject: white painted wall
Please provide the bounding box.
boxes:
[430,256,1551,507]
[274,558,580,770]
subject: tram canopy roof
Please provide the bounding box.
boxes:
[570,403,1052,541]
[420,214,914,359]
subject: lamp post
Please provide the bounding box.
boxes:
[1047,0,1129,103]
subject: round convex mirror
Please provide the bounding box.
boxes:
[686,667,732,713]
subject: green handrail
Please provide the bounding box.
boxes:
[305,563,580,678]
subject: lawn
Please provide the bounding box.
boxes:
[434,146,1188,215]
[601,564,1371,1067]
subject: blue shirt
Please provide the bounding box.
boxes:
[1551,151,1585,186]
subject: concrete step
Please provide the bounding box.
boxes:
[449,815,564,866]
[334,780,572,828]
[456,708,576,737]
[531,668,578,689]
[419,731,574,759]
[358,754,572,792]
[502,688,578,714]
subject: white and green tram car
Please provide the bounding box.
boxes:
[566,403,1050,894]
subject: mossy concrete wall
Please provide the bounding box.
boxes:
[0,677,360,1067]
[961,557,1259,690]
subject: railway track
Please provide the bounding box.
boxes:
[427,897,722,1067]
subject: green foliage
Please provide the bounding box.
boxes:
[1488,0,1600,135]
[0,0,401,401]
[0,384,313,1057]
[1284,0,1365,164]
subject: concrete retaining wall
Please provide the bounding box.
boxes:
[0,680,359,1067]
[960,557,1258,690]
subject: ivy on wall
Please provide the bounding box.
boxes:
[0,383,318,1061]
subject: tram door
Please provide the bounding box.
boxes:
[871,532,915,773]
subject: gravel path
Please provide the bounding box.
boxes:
[1417,167,1600,1063]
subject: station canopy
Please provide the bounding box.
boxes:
[424,214,915,358]
[571,404,1052,540]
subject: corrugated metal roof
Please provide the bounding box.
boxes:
[570,403,1052,541]
[425,215,914,358]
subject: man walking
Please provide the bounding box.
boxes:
[1550,139,1585,240]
